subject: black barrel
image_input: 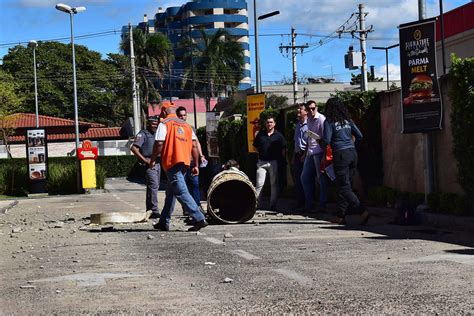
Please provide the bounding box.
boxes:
[207,170,257,224]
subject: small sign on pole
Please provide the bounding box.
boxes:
[77,140,98,189]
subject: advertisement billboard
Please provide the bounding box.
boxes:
[26,129,48,193]
[246,93,265,152]
[399,18,443,133]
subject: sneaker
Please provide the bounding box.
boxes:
[153,222,169,231]
[149,212,161,219]
[360,210,370,225]
[188,220,208,231]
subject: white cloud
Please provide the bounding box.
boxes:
[253,0,440,43]
[375,63,401,81]
[15,0,111,8]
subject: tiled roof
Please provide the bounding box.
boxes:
[147,98,218,117]
[0,113,104,129]
[8,127,124,143]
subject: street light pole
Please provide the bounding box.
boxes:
[253,2,279,93]
[188,26,198,130]
[56,3,86,192]
[372,44,399,90]
[29,40,39,128]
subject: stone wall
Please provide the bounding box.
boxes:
[379,76,463,194]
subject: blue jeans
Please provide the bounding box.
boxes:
[159,164,205,228]
[293,152,305,207]
[301,153,328,210]
[185,167,201,207]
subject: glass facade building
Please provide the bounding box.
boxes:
[122,0,251,98]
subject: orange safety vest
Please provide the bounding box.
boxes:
[160,114,194,171]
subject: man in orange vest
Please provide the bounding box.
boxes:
[149,102,208,231]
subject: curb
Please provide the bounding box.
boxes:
[0,200,19,214]
[418,211,474,233]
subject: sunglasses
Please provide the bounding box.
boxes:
[308,107,316,111]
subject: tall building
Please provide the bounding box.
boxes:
[123,0,251,98]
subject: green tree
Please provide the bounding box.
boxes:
[181,28,245,111]
[1,42,130,126]
[450,55,474,205]
[350,72,383,85]
[0,70,24,157]
[120,28,173,107]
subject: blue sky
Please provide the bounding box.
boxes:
[0,0,470,85]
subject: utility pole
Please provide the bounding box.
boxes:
[358,4,368,91]
[338,4,373,92]
[417,0,435,203]
[129,23,140,135]
[253,0,260,93]
[189,26,197,129]
[167,26,172,101]
[279,27,308,105]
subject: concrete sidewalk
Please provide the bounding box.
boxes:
[1,177,473,233]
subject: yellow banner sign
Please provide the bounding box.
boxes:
[247,93,265,152]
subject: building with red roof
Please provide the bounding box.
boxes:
[435,2,474,73]
[0,113,130,158]
[147,98,218,128]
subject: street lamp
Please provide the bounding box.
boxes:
[56,3,86,192]
[28,40,39,128]
[253,1,279,93]
[372,44,399,90]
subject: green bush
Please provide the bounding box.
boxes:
[47,161,78,194]
[0,155,129,196]
[0,162,28,196]
[95,165,106,189]
[96,155,136,178]
[367,186,399,207]
[427,192,441,212]
[450,55,474,206]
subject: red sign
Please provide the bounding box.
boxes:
[77,140,98,160]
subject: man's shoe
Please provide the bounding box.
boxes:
[188,220,208,232]
[149,212,161,219]
[330,216,346,225]
[153,222,169,231]
[360,210,370,225]
[184,216,197,226]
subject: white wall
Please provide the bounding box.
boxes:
[1,139,134,159]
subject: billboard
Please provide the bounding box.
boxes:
[26,129,48,193]
[246,93,265,152]
[399,18,443,133]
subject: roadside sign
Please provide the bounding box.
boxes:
[399,18,443,133]
[26,129,48,193]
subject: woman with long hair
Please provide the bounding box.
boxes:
[321,97,369,225]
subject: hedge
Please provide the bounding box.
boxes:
[450,55,474,206]
[0,155,135,196]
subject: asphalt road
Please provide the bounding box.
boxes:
[1,178,473,314]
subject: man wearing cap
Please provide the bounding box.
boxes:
[130,116,161,219]
[149,102,208,231]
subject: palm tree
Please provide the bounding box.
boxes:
[181,28,245,111]
[120,28,173,110]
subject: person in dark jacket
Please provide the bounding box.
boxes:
[320,97,369,225]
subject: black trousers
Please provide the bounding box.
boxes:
[333,148,361,216]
